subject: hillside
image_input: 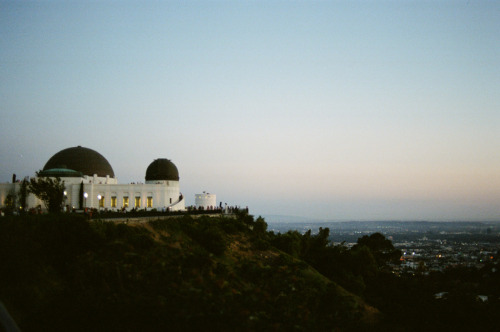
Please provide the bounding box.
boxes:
[0,213,379,331]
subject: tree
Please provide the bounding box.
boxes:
[19,178,28,213]
[353,232,401,267]
[28,175,66,213]
[310,227,331,252]
[349,245,378,279]
[3,188,17,215]
[271,230,302,257]
[79,181,84,209]
[253,216,268,234]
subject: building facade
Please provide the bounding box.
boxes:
[194,192,217,210]
[0,146,185,212]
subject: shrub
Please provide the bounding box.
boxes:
[180,218,227,255]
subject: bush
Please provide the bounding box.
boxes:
[252,237,271,250]
[180,218,227,255]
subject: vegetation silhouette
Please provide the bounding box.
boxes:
[0,213,498,331]
[27,173,66,213]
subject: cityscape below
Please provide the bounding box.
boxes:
[265,217,500,276]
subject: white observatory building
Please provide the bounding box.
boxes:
[195,192,217,210]
[0,146,185,212]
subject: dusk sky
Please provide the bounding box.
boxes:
[1,1,499,221]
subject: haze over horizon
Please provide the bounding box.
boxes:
[1,1,499,221]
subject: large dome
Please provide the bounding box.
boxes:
[145,159,179,181]
[43,146,115,178]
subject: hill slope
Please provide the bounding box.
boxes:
[0,213,379,331]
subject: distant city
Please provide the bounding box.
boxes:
[265,216,500,274]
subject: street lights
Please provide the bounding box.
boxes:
[83,192,88,208]
[97,194,102,210]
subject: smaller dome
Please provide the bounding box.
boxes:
[145,159,179,181]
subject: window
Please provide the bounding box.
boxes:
[99,196,105,208]
[147,196,153,208]
[111,196,117,208]
[135,196,141,208]
[123,197,129,208]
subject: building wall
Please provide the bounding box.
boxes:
[82,174,118,185]
[195,193,217,209]
[0,183,17,209]
[0,182,44,211]
[0,178,185,212]
[78,181,183,211]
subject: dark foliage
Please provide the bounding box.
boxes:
[353,232,401,267]
[18,179,28,214]
[177,216,228,255]
[2,213,496,331]
[78,181,84,210]
[2,188,17,216]
[270,226,500,331]
[28,175,66,213]
[1,213,373,331]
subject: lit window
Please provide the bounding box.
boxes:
[147,196,153,208]
[111,196,117,208]
[123,197,129,208]
[135,197,141,207]
[99,196,105,208]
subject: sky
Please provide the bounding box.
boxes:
[1,0,499,221]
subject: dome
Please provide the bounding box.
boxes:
[145,159,179,181]
[38,168,83,178]
[43,146,115,178]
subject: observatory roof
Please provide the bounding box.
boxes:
[38,168,83,178]
[145,158,179,181]
[43,146,115,178]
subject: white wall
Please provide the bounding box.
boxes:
[0,178,185,212]
[0,182,44,211]
[74,180,184,211]
[195,193,217,209]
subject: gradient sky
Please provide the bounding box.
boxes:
[1,1,499,221]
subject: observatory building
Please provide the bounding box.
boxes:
[194,192,217,210]
[0,146,185,212]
